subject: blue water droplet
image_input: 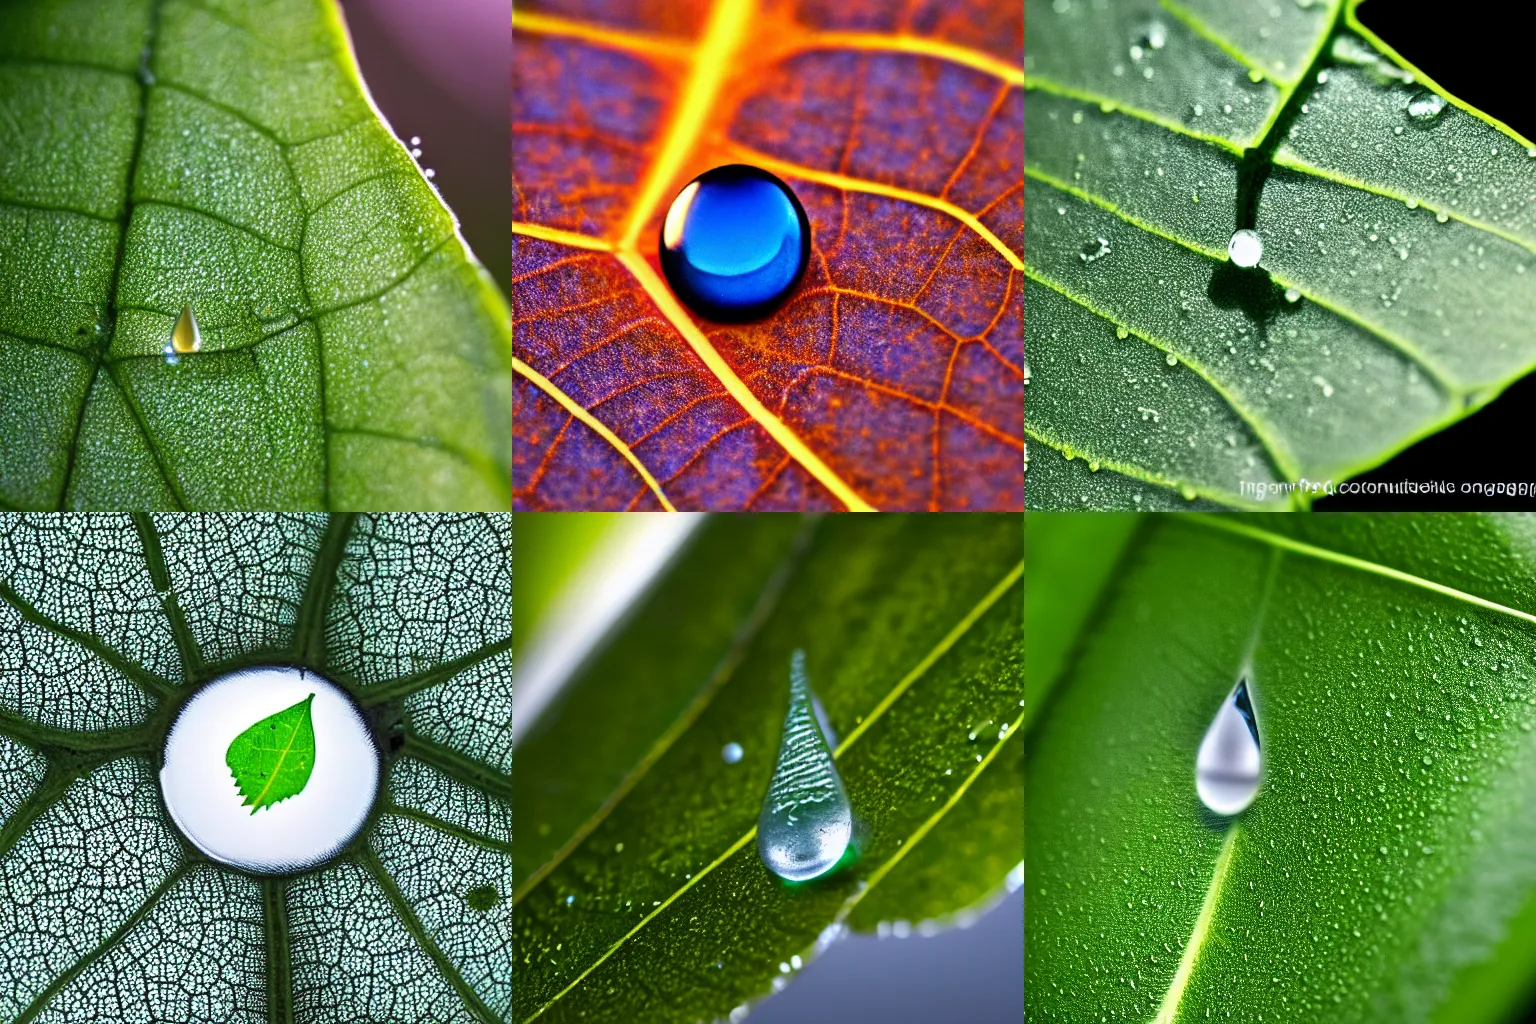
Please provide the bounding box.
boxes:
[1196,678,1261,815]
[659,165,810,322]
[758,650,852,881]
[722,742,744,764]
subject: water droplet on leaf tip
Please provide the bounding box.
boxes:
[170,303,201,354]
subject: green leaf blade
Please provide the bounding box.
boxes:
[514,515,1023,1024]
[226,692,316,813]
[1025,0,1536,509]
[1027,515,1536,1023]
[0,0,511,511]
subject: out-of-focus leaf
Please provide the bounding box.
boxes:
[512,514,1022,1022]
[512,1,1022,511]
[1024,0,1536,509]
[1028,514,1536,1023]
[0,0,511,510]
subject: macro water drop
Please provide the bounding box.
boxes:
[1196,679,1261,816]
[722,742,744,764]
[1227,229,1263,268]
[659,165,810,322]
[164,303,201,364]
[758,650,852,882]
[1405,90,1447,121]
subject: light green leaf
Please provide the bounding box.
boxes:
[225,693,316,813]
[1027,514,1536,1023]
[1024,0,1536,509]
[513,514,1023,1023]
[0,0,511,511]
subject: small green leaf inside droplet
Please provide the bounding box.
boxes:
[226,693,317,814]
[465,884,502,911]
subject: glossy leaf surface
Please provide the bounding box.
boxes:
[1024,0,1536,509]
[512,0,1023,511]
[1028,514,1536,1023]
[226,693,316,813]
[513,514,1022,1022]
[0,0,511,511]
[0,513,511,1022]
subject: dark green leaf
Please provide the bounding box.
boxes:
[1025,0,1536,508]
[0,0,510,510]
[513,514,1023,1023]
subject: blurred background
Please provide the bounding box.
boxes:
[515,514,1023,1023]
[339,0,509,296]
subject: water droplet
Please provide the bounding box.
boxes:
[1165,353,1178,366]
[758,650,852,882]
[1079,237,1111,263]
[1227,229,1263,268]
[410,135,421,146]
[659,165,811,322]
[1405,91,1447,121]
[1196,679,1261,816]
[1116,327,1129,339]
[1436,211,1449,223]
[722,742,744,764]
[170,303,201,355]
[1284,286,1301,303]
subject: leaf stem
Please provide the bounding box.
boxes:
[293,513,356,667]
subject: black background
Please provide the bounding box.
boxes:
[1316,3,1535,510]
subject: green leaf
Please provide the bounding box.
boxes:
[513,514,1023,1023]
[1027,514,1536,1023]
[0,0,511,511]
[225,692,316,813]
[0,513,510,1022]
[1024,0,1536,509]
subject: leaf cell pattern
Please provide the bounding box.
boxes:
[1025,0,1536,509]
[513,0,1023,511]
[0,513,511,1023]
[0,0,511,511]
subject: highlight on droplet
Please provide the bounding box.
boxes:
[757,649,853,882]
[1196,678,1261,816]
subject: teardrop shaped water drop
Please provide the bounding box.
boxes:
[758,650,852,881]
[1196,678,1261,815]
[170,303,202,354]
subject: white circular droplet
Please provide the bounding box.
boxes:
[1228,229,1264,268]
[722,742,744,764]
[160,666,380,874]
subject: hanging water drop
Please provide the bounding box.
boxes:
[1196,679,1261,815]
[659,165,811,322]
[1227,229,1263,268]
[758,650,852,882]
[170,303,201,355]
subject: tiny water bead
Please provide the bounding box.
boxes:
[1227,229,1263,268]
[164,302,202,365]
[160,666,380,874]
[758,650,852,882]
[1405,90,1447,121]
[722,742,744,764]
[658,164,810,322]
[1196,678,1262,816]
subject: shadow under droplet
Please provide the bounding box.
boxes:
[1206,263,1282,322]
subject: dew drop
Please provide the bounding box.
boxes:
[1196,679,1261,816]
[1227,229,1263,268]
[659,165,811,322]
[1116,327,1129,339]
[1079,237,1111,263]
[170,303,201,355]
[1165,353,1178,366]
[758,650,852,882]
[1284,286,1301,303]
[1405,90,1447,121]
[722,742,744,764]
